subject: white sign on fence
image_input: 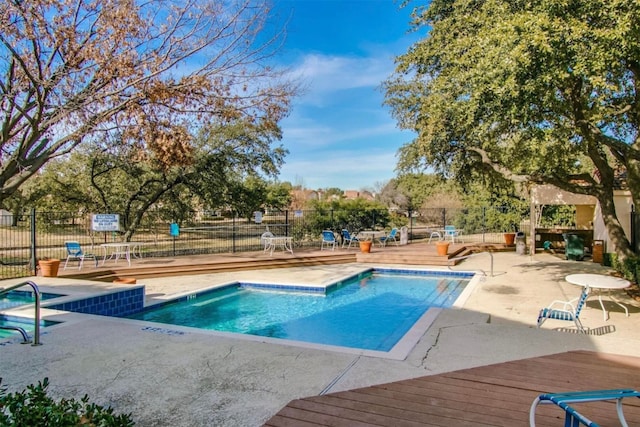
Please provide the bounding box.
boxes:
[92,214,120,232]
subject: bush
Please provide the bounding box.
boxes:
[603,253,640,284]
[0,377,135,426]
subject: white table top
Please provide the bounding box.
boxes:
[566,273,630,290]
[264,236,292,242]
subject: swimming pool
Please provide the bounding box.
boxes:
[127,268,474,356]
[0,290,66,310]
[0,315,60,341]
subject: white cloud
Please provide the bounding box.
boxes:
[288,53,393,105]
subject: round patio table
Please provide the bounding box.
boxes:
[565,273,631,321]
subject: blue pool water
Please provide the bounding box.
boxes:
[0,290,65,310]
[127,270,471,352]
[0,315,60,340]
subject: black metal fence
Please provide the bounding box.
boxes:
[1,206,527,279]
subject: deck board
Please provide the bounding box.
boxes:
[264,351,640,426]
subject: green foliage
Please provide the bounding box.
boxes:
[265,182,293,211]
[606,253,640,284]
[321,188,344,200]
[0,377,135,426]
[457,181,530,232]
[30,117,288,238]
[385,0,640,256]
[310,199,391,231]
[538,205,577,228]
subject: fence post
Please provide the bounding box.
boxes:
[30,208,37,275]
[482,206,486,243]
[232,216,236,253]
[285,210,289,237]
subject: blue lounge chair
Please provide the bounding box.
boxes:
[444,225,463,243]
[321,230,337,251]
[529,388,640,426]
[536,285,590,332]
[377,228,398,247]
[341,229,359,249]
[63,241,98,270]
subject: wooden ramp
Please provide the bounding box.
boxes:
[264,351,640,426]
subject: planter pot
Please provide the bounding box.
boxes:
[38,259,60,277]
[436,241,449,256]
[113,278,137,285]
[359,241,372,253]
[504,233,516,246]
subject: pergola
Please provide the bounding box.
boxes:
[529,184,598,256]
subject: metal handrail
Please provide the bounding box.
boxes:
[0,280,42,345]
[446,251,494,277]
[0,325,31,343]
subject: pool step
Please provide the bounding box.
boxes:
[59,252,358,282]
[355,245,471,266]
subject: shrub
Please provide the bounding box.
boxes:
[604,253,640,284]
[0,377,134,426]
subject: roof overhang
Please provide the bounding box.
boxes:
[530,184,597,206]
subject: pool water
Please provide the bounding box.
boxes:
[0,290,65,310]
[0,315,60,340]
[127,270,470,352]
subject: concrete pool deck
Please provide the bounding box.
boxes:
[2,251,640,426]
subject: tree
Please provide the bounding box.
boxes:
[265,182,293,211]
[0,0,296,205]
[322,187,344,201]
[307,198,391,233]
[30,116,288,239]
[385,0,640,260]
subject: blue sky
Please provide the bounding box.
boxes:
[270,0,422,191]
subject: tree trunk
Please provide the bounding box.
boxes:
[598,192,635,263]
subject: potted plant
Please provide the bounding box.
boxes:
[504,223,517,245]
[38,258,60,277]
[435,241,449,256]
[113,277,137,284]
[359,240,372,253]
[504,232,516,245]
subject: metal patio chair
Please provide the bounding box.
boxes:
[63,241,98,270]
[536,285,590,332]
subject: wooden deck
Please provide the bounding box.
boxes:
[57,241,491,281]
[264,351,640,426]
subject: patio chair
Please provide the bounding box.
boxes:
[321,230,337,251]
[63,241,98,270]
[428,229,442,243]
[536,285,590,332]
[529,388,640,426]
[341,229,359,249]
[444,225,464,243]
[377,228,398,247]
[260,231,274,252]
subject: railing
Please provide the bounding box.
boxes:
[1,207,525,279]
[446,251,494,277]
[0,280,42,345]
